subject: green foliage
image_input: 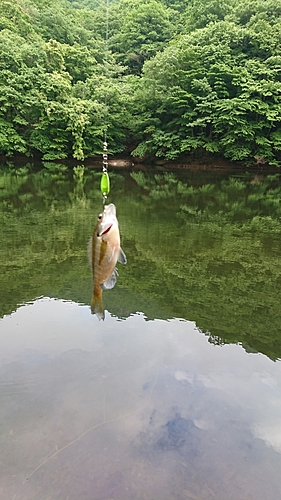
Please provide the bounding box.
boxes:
[0,118,27,155]
[0,0,281,163]
[0,1,32,35]
[134,18,281,163]
[110,0,175,74]
[184,0,235,31]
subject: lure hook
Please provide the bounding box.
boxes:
[100,141,110,199]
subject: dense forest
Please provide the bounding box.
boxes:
[0,0,281,165]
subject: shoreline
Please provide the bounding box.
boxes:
[0,154,279,173]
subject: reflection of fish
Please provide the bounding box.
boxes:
[88,203,126,320]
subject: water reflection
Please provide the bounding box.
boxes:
[0,299,281,499]
[0,163,280,358]
[1,162,281,498]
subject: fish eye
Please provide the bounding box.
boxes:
[98,213,102,220]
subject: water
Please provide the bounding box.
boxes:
[0,162,281,499]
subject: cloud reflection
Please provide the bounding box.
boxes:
[0,298,281,499]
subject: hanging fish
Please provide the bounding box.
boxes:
[88,203,127,320]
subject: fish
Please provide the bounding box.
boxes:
[88,203,127,320]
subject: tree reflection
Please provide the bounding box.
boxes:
[0,162,281,360]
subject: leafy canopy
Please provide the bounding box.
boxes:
[0,0,281,164]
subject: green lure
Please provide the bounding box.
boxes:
[100,171,110,196]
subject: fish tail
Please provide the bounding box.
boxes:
[91,294,105,320]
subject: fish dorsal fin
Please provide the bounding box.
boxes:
[101,268,118,290]
[118,247,127,265]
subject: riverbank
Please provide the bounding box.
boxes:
[86,153,280,174]
[0,153,279,173]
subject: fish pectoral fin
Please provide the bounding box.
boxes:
[118,247,127,265]
[101,268,118,290]
[107,246,115,264]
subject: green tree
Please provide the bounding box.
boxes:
[184,0,236,31]
[1,0,281,164]
[0,1,33,35]
[133,19,281,164]
[111,0,175,74]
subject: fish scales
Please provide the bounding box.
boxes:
[88,203,126,320]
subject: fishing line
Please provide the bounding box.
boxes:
[100,0,110,203]
[24,368,159,482]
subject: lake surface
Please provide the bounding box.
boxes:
[0,161,281,500]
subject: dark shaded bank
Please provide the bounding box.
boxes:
[0,153,279,173]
